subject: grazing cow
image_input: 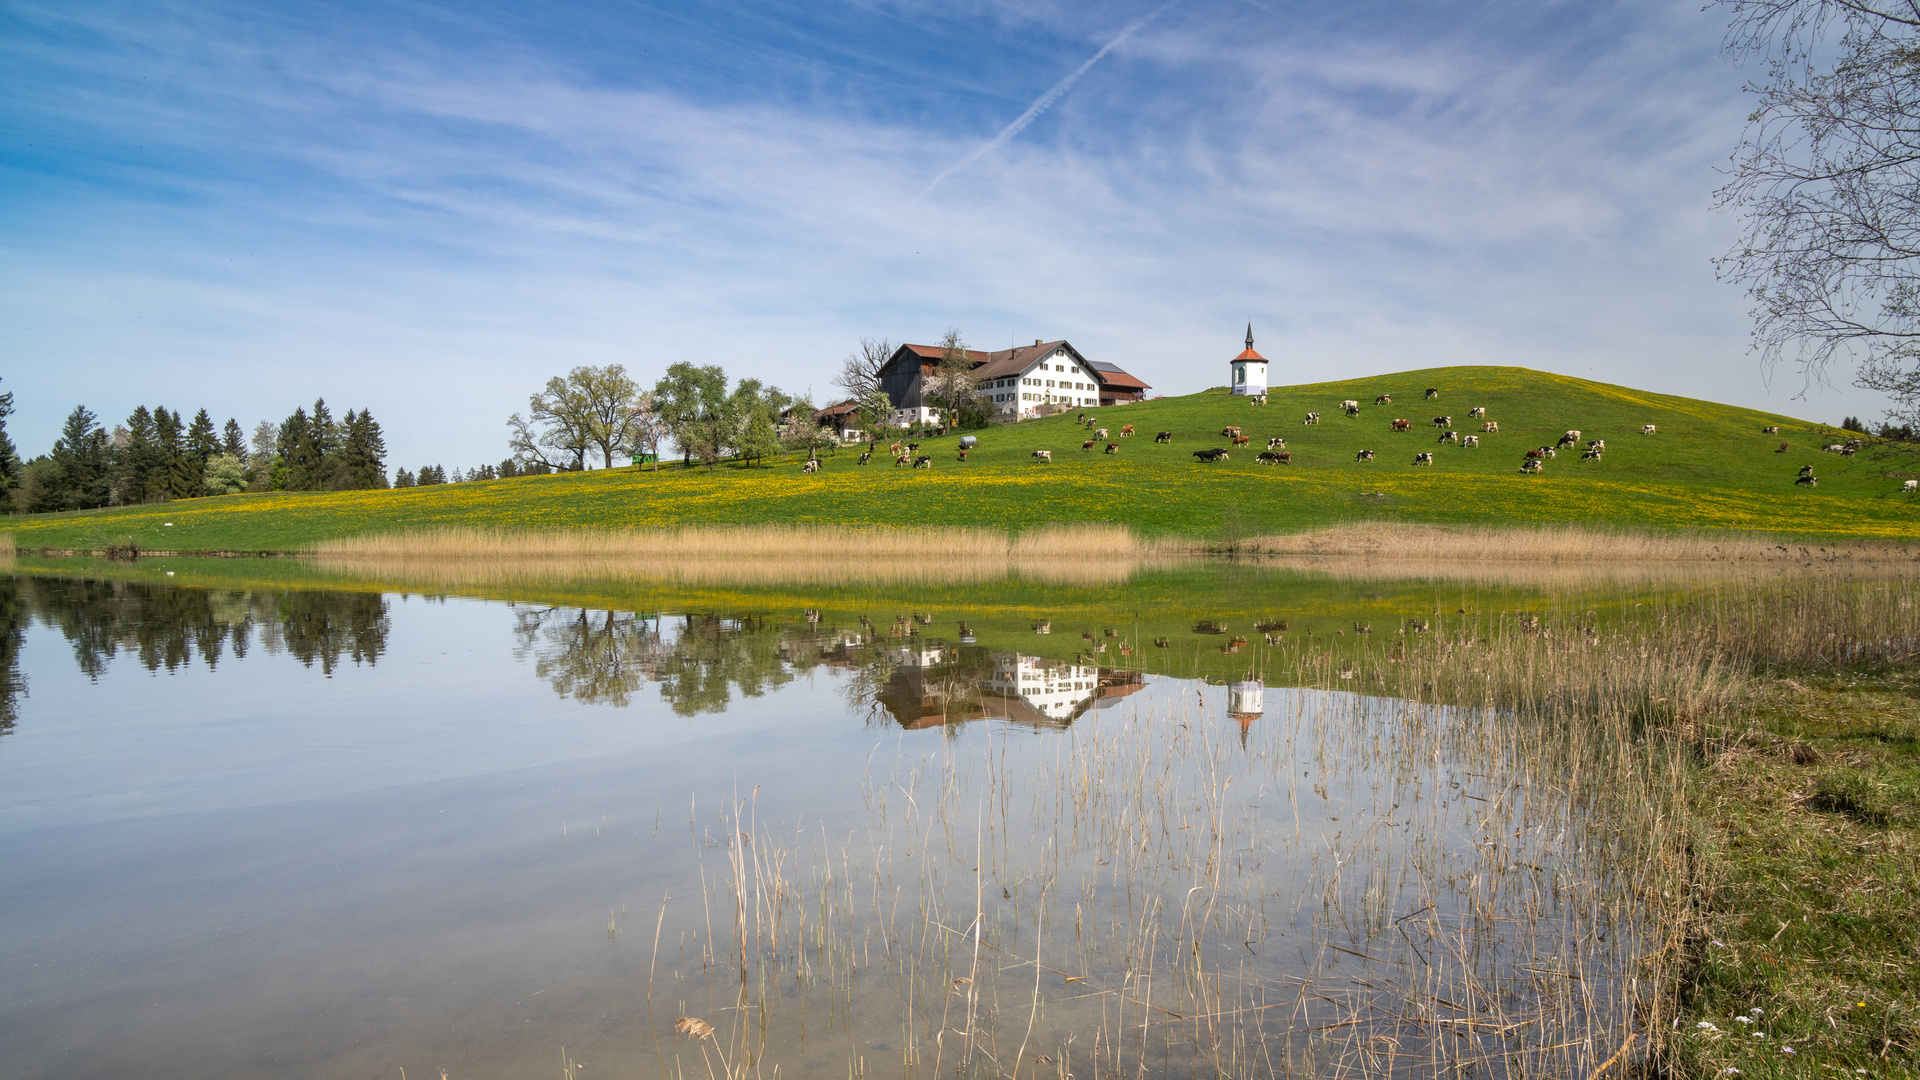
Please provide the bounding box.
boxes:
[1154,430,1173,443]
[894,455,910,467]
[1222,425,1242,437]
[1842,444,1859,457]
[957,449,968,461]
[1469,407,1486,418]
[1796,473,1818,487]
[1303,412,1321,425]
[1524,448,1545,460]
[1439,430,1459,444]
[1083,439,1097,451]
[1391,418,1412,431]
[1120,424,1135,437]
[1345,404,1361,417]
[1193,448,1230,462]
[1231,434,1251,446]
[1799,464,1816,477]
[1463,435,1480,448]
[1032,450,1053,463]
[1095,428,1109,439]
[1904,480,1918,493]
[1267,436,1287,449]
[1581,449,1602,463]
[1564,430,1582,442]
[1520,459,1544,474]
[1763,426,1780,434]
[913,455,932,469]
[1414,452,1435,466]
[858,451,872,465]
[1248,394,1268,405]
[1777,442,1790,453]
[802,458,821,474]
[1823,443,1847,453]
[1425,388,1440,399]
[1587,439,1606,451]
[1543,446,1557,458]
[1340,399,1360,410]
[888,443,902,455]
[1355,449,1375,462]
[1641,424,1657,434]
[1257,451,1291,465]
[1375,394,1393,405]
[1482,421,1499,433]
[1105,442,1120,454]
[1557,432,1580,448]
[1431,415,1452,427]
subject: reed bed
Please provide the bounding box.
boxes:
[630,572,1915,1080]
[309,524,1181,587]
[1243,522,1918,563]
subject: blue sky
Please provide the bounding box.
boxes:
[0,0,1890,471]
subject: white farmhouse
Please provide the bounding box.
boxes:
[877,339,1151,425]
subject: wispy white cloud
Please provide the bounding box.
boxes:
[0,0,1887,467]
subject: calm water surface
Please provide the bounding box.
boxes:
[0,572,1637,1080]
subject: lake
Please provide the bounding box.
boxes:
[3,555,1816,1080]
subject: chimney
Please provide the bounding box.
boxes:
[1035,339,1042,346]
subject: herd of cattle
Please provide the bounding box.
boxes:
[816,389,1916,494]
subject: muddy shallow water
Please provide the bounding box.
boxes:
[0,565,1677,1079]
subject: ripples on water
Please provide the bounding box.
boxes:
[0,560,1798,1079]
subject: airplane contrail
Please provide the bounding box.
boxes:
[919,1,1179,200]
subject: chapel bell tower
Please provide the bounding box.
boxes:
[1230,324,1268,396]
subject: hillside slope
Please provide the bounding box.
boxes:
[6,366,1916,551]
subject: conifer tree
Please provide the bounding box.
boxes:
[119,406,161,504]
[393,467,416,488]
[183,408,218,496]
[221,418,246,459]
[30,407,112,512]
[154,407,197,500]
[335,409,388,489]
[0,380,19,509]
[279,407,317,490]
[308,398,340,489]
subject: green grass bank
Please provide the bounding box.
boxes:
[5,365,1917,552]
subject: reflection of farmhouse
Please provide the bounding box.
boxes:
[878,340,1152,426]
[874,646,1145,730]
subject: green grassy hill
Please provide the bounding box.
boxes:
[6,365,1916,551]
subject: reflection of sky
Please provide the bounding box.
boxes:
[0,582,1626,1080]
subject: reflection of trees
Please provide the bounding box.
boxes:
[0,577,27,736]
[512,607,667,708]
[16,576,388,682]
[515,608,883,717]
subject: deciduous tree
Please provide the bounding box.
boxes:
[1717,0,1920,439]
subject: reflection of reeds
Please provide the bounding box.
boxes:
[310,524,1180,587]
[0,531,13,567]
[1243,522,1917,563]
[626,573,1915,1080]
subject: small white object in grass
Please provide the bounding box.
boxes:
[1751,1007,1763,1015]
[163,522,173,526]
[1781,1047,1795,1055]
[1697,1021,1718,1031]
[166,571,174,576]
[1735,1016,1752,1024]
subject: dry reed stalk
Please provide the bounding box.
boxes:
[309,524,1182,587]
[1244,522,1918,563]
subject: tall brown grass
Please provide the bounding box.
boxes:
[1244,521,1919,562]
[310,523,1178,587]
[0,531,13,566]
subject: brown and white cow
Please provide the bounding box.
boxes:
[1391,418,1412,431]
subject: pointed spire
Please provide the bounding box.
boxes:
[1245,323,1254,349]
